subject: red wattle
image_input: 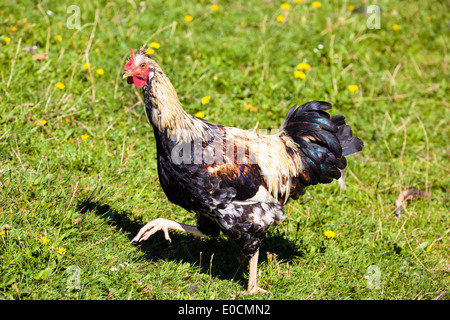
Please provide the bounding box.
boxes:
[133,76,146,88]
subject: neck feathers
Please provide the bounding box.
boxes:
[143,72,211,142]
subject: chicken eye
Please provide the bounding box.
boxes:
[140,63,145,68]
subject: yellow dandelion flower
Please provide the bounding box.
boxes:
[294,70,306,79]
[56,35,62,42]
[57,247,66,254]
[392,24,401,31]
[96,68,104,75]
[11,26,18,32]
[194,111,205,118]
[244,104,252,110]
[276,15,285,22]
[82,63,90,70]
[0,230,5,236]
[4,37,11,44]
[39,236,50,244]
[201,95,210,105]
[281,3,290,10]
[81,134,89,140]
[312,1,321,8]
[184,15,193,23]
[55,82,65,90]
[150,42,160,49]
[348,84,359,93]
[348,5,355,12]
[297,62,311,71]
[211,4,219,11]
[39,120,47,125]
[251,106,258,112]
[295,0,303,3]
[146,48,155,55]
[324,230,336,238]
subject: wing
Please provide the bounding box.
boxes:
[193,125,267,202]
[155,123,265,211]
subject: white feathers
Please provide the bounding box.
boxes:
[248,186,278,203]
[215,198,284,232]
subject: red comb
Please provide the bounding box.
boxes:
[124,48,135,70]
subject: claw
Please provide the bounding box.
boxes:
[131,218,206,244]
[131,218,176,243]
[162,226,172,243]
[245,286,270,295]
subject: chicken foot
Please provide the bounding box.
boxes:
[131,218,206,243]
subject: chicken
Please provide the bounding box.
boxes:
[124,47,364,294]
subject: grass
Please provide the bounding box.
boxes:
[0,0,448,300]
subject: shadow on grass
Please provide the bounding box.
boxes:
[76,197,304,286]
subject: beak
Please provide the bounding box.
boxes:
[122,71,133,80]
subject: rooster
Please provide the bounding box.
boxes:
[124,47,363,294]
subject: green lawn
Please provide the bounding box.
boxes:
[0,0,448,300]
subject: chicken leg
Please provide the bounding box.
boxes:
[131,218,206,243]
[337,168,347,190]
[246,248,269,294]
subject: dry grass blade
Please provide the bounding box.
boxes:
[432,291,447,300]
[7,37,22,88]
[33,52,48,61]
[394,189,431,216]
[104,290,114,300]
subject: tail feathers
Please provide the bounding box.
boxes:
[334,119,364,156]
[281,101,363,190]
